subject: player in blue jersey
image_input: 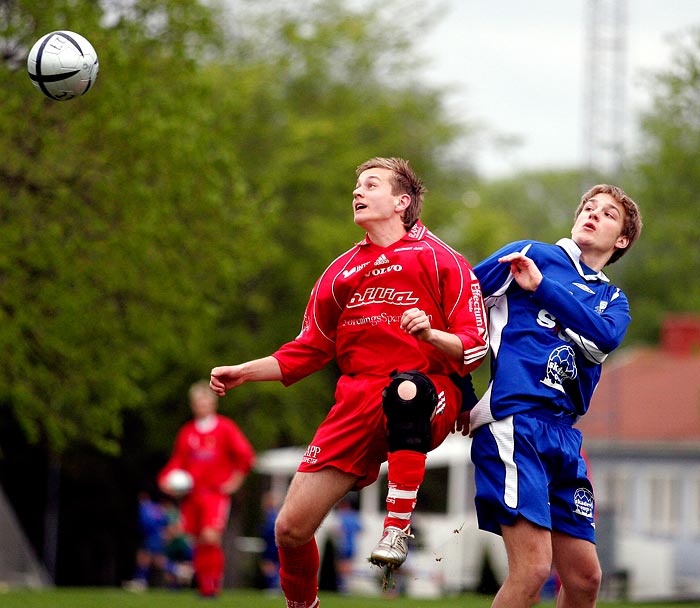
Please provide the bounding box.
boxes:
[465,184,642,608]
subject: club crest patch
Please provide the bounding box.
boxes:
[573,487,595,519]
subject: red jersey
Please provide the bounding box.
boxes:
[159,415,255,493]
[273,221,488,384]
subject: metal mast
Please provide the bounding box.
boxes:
[582,0,628,178]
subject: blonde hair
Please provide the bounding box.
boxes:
[188,380,217,402]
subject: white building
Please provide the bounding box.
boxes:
[579,314,700,600]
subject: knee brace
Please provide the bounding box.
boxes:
[382,370,437,454]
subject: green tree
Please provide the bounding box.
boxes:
[441,169,589,262]
[0,0,481,459]
[0,0,273,455]
[625,27,700,342]
[205,0,479,447]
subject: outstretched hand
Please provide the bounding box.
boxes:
[209,356,283,396]
[499,252,543,292]
[209,365,246,397]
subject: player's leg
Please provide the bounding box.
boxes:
[549,440,601,607]
[175,496,205,595]
[193,494,230,597]
[370,370,437,568]
[127,547,151,590]
[194,527,224,597]
[276,468,358,608]
[492,518,553,608]
[551,533,601,608]
[471,415,564,606]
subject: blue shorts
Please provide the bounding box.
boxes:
[470,413,596,543]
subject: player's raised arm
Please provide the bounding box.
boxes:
[209,356,283,396]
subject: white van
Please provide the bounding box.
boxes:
[253,433,507,598]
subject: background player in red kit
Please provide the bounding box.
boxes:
[210,157,488,608]
[158,380,255,597]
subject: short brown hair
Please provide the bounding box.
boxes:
[356,157,426,230]
[575,184,643,265]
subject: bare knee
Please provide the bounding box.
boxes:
[522,561,553,597]
[497,561,552,608]
[199,527,222,546]
[273,469,357,551]
[586,562,603,592]
[397,380,417,400]
[274,512,314,548]
[560,563,602,603]
[533,562,555,588]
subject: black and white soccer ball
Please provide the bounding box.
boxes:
[27,31,99,101]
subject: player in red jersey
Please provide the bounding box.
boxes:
[158,380,255,598]
[210,157,488,608]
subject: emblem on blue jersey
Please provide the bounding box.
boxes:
[540,345,578,393]
[573,487,595,519]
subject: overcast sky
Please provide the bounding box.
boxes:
[418,0,700,177]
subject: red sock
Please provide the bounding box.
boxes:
[383,450,426,531]
[194,543,224,596]
[278,538,320,608]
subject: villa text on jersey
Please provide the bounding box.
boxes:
[273,221,488,384]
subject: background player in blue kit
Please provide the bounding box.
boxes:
[465,184,642,608]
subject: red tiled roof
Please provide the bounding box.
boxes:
[577,346,700,441]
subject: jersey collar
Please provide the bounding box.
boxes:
[357,220,426,246]
[556,238,610,283]
[194,414,218,433]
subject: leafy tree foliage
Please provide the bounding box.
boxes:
[6,0,690,463]
[442,170,588,260]
[624,27,700,342]
[0,0,286,457]
[206,0,478,448]
[0,0,479,460]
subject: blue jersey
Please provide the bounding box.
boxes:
[470,238,630,430]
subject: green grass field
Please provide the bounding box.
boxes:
[1,588,699,608]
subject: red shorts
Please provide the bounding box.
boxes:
[180,490,231,536]
[297,373,461,488]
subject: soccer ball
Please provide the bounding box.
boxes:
[27,31,99,101]
[163,469,194,497]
